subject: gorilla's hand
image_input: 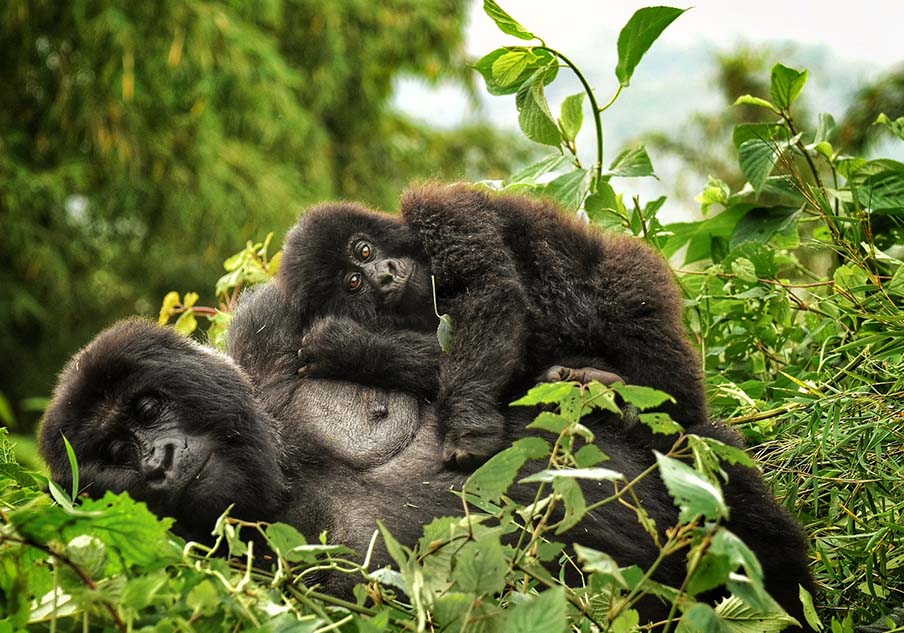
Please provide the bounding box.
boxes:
[542,365,624,386]
[297,315,359,380]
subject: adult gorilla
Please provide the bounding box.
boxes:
[40,286,813,627]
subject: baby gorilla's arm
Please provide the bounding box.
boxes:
[297,315,442,400]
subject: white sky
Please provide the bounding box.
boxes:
[466,0,904,64]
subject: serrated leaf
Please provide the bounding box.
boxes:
[466,439,548,502]
[574,444,609,467]
[483,0,536,40]
[505,587,567,633]
[559,92,585,142]
[770,63,808,111]
[731,257,758,283]
[552,477,586,533]
[452,535,507,594]
[737,138,782,195]
[526,411,570,435]
[544,169,590,209]
[611,384,674,409]
[574,544,627,587]
[492,49,534,87]
[850,162,904,212]
[511,381,580,406]
[637,412,683,435]
[733,95,778,112]
[66,535,107,578]
[655,452,728,522]
[606,145,655,178]
[517,69,562,147]
[615,7,687,86]
[714,595,800,632]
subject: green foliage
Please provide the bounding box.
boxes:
[2,0,529,430]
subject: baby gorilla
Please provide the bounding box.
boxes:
[280,185,706,466]
[277,201,444,401]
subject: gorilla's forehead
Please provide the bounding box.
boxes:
[287,379,433,469]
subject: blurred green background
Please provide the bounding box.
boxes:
[2,0,902,440]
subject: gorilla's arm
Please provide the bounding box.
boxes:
[229,283,442,402]
[402,187,531,465]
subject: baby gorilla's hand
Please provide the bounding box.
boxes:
[297,316,361,380]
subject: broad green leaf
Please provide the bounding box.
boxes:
[770,63,808,111]
[452,535,507,594]
[475,48,556,96]
[511,381,580,406]
[678,603,725,632]
[65,535,107,578]
[466,438,549,501]
[377,520,410,570]
[660,203,753,263]
[483,0,536,40]
[552,477,586,533]
[510,154,571,184]
[638,412,683,435]
[875,112,904,141]
[731,257,758,283]
[733,95,778,113]
[526,411,570,435]
[505,587,567,633]
[730,206,799,249]
[544,169,590,209]
[492,49,534,87]
[612,384,674,409]
[695,177,731,214]
[574,443,609,467]
[606,145,656,178]
[615,7,687,86]
[731,123,786,149]
[559,92,585,142]
[173,309,198,335]
[520,467,624,483]
[266,522,307,562]
[849,161,904,212]
[799,586,824,632]
[574,544,627,587]
[714,595,801,632]
[433,593,474,633]
[584,180,622,226]
[517,69,562,147]
[655,452,728,522]
[737,138,782,195]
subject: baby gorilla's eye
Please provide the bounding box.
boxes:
[354,240,373,261]
[346,272,364,293]
[133,394,162,421]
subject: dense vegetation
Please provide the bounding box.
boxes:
[2,1,903,631]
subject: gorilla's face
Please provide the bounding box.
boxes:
[279,203,435,332]
[40,321,287,540]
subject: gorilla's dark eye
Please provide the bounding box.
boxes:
[354,240,373,261]
[134,394,162,421]
[106,440,138,466]
[346,272,364,293]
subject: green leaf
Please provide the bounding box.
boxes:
[505,587,567,633]
[737,138,782,195]
[875,112,904,141]
[770,63,808,111]
[732,123,786,150]
[510,154,571,184]
[266,522,308,561]
[731,257,758,283]
[714,595,801,632]
[606,145,656,178]
[559,93,585,142]
[526,411,570,435]
[511,381,580,406]
[574,544,627,587]
[552,477,586,533]
[733,95,778,113]
[520,467,624,484]
[799,586,824,632]
[466,438,549,501]
[655,452,728,522]
[437,313,454,352]
[695,177,731,214]
[377,520,411,570]
[611,384,674,409]
[492,49,534,87]
[615,7,687,86]
[62,435,79,501]
[637,412,683,435]
[662,204,753,263]
[483,0,536,40]
[849,160,904,212]
[574,444,609,468]
[475,47,556,96]
[815,112,837,144]
[543,169,590,210]
[517,69,562,147]
[730,206,799,249]
[452,534,507,594]
[173,309,198,336]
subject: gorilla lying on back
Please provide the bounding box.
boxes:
[40,315,814,629]
[278,184,707,465]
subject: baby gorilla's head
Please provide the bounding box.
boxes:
[279,203,435,331]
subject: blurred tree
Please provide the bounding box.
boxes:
[0,0,527,430]
[838,63,904,153]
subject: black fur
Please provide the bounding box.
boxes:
[41,309,813,629]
